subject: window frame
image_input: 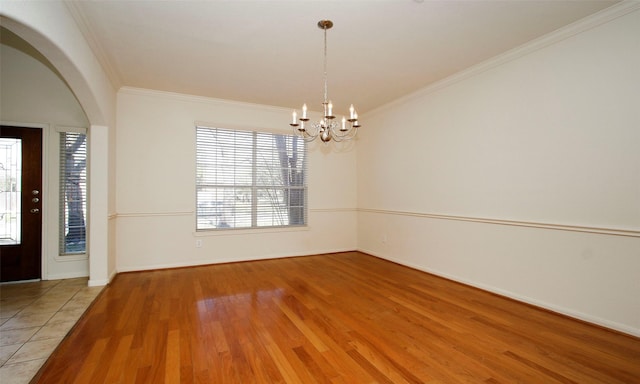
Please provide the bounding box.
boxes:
[195,125,308,231]
[58,128,88,256]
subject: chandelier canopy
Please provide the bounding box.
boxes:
[290,20,361,143]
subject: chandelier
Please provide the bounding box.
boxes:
[290,20,361,143]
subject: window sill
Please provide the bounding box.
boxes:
[194,225,309,237]
[54,254,88,262]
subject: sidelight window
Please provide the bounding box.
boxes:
[0,138,21,245]
[59,131,87,254]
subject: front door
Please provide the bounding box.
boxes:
[1,126,43,282]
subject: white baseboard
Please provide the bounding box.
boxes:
[45,272,89,281]
[358,247,640,338]
[88,278,109,287]
[88,269,116,287]
[115,248,356,274]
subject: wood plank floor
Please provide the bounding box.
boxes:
[31,252,640,383]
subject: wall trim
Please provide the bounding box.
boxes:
[115,211,194,218]
[119,86,290,113]
[116,247,355,274]
[358,208,640,238]
[88,268,116,287]
[88,278,109,287]
[46,271,89,281]
[113,208,356,219]
[366,1,640,119]
[310,208,357,213]
[359,248,640,337]
[65,1,123,90]
[54,254,88,262]
[193,225,310,237]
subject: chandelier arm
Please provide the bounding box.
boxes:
[293,120,322,142]
[294,129,319,142]
[297,132,320,143]
[326,121,354,142]
[330,126,358,142]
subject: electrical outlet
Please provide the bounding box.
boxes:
[195,239,203,248]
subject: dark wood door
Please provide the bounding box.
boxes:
[1,126,43,282]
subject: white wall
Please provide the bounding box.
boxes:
[5,0,636,336]
[357,7,640,335]
[115,88,357,271]
[1,31,90,280]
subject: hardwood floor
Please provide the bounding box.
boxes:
[32,252,640,383]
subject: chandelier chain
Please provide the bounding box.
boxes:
[323,25,328,104]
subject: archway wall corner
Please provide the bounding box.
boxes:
[1,1,117,284]
[1,2,117,127]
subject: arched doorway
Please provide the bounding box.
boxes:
[1,4,115,286]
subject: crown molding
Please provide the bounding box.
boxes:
[64,1,123,91]
[367,1,640,118]
[119,86,292,113]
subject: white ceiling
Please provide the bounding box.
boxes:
[68,0,619,116]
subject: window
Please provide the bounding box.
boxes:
[0,138,21,245]
[59,131,87,254]
[196,126,307,230]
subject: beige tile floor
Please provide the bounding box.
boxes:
[0,278,103,384]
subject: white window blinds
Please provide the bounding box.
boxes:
[59,131,87,254]
[196,126,307,230]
